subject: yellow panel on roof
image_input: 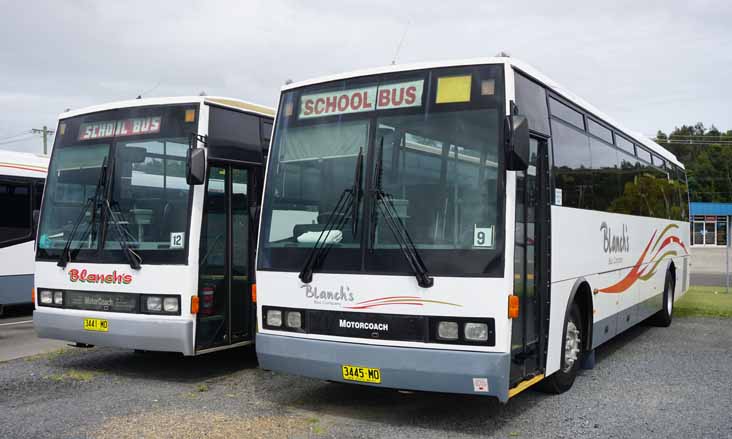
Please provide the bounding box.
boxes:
[206,98,275,116]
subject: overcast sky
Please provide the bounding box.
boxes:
[1,0,730,154]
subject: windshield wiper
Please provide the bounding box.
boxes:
[298,148,363,284]
[57,158,108,268]
[103,162,142,270]
[103,198,142,270]
[372,137,433,288]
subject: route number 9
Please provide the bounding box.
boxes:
[473,226,493,248]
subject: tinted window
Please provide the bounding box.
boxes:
[636,146,652,163]
[208,106,260,146]
[549,97,584,130]
[589,138,620,211]
[610,152,674,219]
[651,154,665,168]
[515,73,549,135]
[588,118,613,144]
[615,135,634,154]
[552,119,591,209]
[0,179,32,244]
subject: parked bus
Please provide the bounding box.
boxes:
[0,150,47,315]
[255,57,690,402]
[34,96,274,354]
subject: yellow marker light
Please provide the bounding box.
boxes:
[184,109,196,123]
[436,75,472,104]
[59,123,66,136]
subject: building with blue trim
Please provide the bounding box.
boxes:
[690,202,732,246]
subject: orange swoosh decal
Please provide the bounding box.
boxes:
[599,230,656,293]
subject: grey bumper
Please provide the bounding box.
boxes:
[257,333,511,402]
[34,309,194,355]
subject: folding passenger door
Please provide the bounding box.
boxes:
[196,163,254,351]
[510,136,550,385]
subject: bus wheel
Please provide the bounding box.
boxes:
[650,271,674,327]
[537,303,582,394]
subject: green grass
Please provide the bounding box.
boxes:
[676,286,732,318]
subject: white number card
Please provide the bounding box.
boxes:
[170,232,185,249]
[473,226,494,248]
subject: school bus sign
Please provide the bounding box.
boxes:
[299,80,423,119]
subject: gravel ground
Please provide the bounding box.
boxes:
[1,317,731,439]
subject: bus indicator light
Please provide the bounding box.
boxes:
[251,283,257,303]
[184,109,196,123]
[190,296,199,314]
[508,295,520,319]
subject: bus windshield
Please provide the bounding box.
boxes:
[258,65,506,276]
[37,104,198,265]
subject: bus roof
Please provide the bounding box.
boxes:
[0,149,49,178]
[282,57,682,169]
[59,96,275,120]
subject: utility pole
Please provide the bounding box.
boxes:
[31,126,55,155]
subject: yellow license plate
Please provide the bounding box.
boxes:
[342,364,381,384]
[83,318,108,332]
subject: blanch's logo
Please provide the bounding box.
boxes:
[69,269,132,285]
[302,284,354,304]
[601,222,630,254]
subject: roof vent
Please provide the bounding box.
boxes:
[495,51,511,58]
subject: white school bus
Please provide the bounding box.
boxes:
[255,57,690,402]
[33,96,274,354]
[0,150,47,314]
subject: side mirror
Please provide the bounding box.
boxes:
[505,114,530,171]
[186,148,206,185]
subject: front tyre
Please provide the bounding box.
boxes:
[537,303,583,394]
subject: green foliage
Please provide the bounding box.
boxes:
[657,124,732,202]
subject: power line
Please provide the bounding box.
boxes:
[0,134,35,146]
[0,130,32,142]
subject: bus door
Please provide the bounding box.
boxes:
[510,136,550,385]
[196,163,254,351]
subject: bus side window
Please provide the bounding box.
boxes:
[551,119,592,209]
[0,178,32,244]
[514,73,549,136]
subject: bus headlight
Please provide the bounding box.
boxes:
[146,296,162,312]
[464,322,489,342]
[437,321,459,340]
[53,291,64,305]
[163,297,179,313]
[266,310,282,327]
[286,311,302,329]
[39,290,53,304]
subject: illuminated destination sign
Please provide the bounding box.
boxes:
[78,116,162,140]
[299,80,423,119]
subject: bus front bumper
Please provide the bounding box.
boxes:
[34,308,194,355]
[256,333,511,402]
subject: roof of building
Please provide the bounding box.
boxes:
[690,202,732,216]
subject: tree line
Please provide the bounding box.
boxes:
[656,123,732,203]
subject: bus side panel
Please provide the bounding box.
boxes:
[0,241,35,306]
[545,278,573,376]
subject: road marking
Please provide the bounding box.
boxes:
[0,320,33,327]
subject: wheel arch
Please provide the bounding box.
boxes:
[566,277,593,352]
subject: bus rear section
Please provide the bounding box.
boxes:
[255,58,690,402]
[0,151,47,314]
[33,96,274,355]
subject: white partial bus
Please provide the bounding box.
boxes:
[0,150,48,315]
[255,57,690,402]
[34,96,274,354]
